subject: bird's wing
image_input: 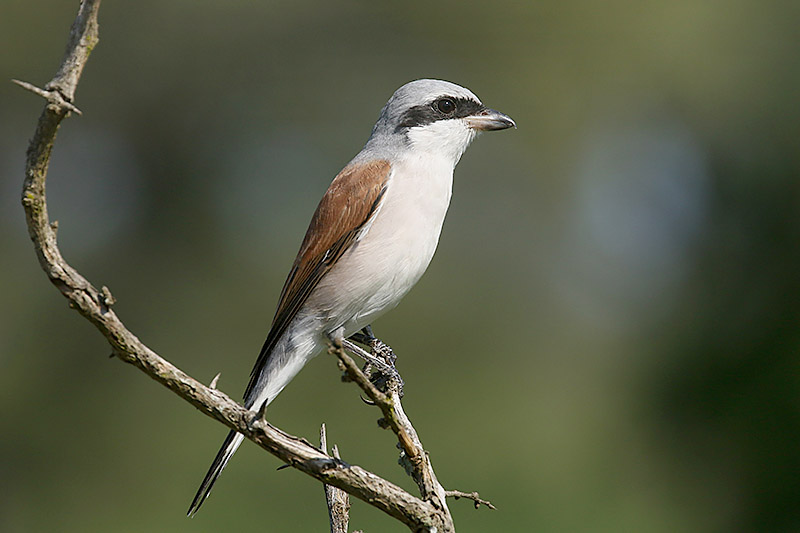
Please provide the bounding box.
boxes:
[243,159,391,403]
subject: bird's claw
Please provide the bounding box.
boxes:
[360,394,376,406]
[348,325,404,398]
[369,365,404,398]
[365,343,403,398]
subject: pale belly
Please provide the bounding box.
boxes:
[306,156,454,336]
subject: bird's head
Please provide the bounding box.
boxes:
[366,79,515,166]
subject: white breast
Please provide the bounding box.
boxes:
[311,153,454,335]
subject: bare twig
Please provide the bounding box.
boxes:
[445,490,497,510]
[16,2,450,531]
[330,339,455,530]
[321,424,351,533]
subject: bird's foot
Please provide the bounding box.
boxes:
[347,326,403,398]
[367,364,404,398]
[369,336,397,368]
[366,335,403,396]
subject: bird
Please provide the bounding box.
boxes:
[187,79,515,516]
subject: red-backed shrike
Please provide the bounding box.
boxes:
[188,79,515,515]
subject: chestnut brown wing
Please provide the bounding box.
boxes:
[243,159,391,403]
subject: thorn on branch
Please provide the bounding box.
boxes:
[444,490,497,510]
[12,79,83,115]
[245,400,269,434]
[209,373,221,390]
[255,400,268,423]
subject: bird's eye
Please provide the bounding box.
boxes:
[434,98,456,115]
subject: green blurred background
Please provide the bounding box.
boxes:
[2,1,799,531]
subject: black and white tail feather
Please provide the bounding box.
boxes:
[187,430,245,516]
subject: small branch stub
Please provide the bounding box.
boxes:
[445,490,497,511]
[101,285,116,307]
[320,424,351,533]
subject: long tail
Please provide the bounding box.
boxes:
[187,430,245,517]
[187,328,320,516]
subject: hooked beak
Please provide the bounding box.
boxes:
[465,108,516,131]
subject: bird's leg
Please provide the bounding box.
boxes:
[348,326,378,378]
[348,325,377,346]
[340,338,393,378]
[332,327,382,371]
[352,326,398,366]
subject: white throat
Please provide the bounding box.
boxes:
[405,119,479,167]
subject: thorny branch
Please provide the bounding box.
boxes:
[16,2,492,532]
[332,339,453,524]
